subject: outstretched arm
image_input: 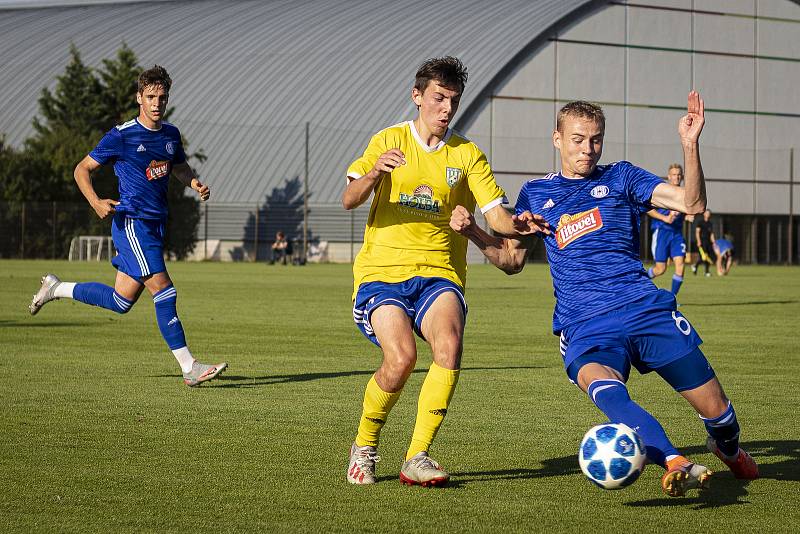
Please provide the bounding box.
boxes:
[450,205,535,274]
[651,91,706,215]
[74,155,118,219]
[173,162,210,201]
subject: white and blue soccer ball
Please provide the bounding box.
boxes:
[578,423,647,490]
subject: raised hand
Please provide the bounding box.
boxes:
[678,90,705,145]
[372,149,406,175]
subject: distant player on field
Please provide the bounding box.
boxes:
[29,65,227,387]
[342,56,544,486]
[646,164,687,295]
[714,237,734,276]
[450,92,758,496]
[692,209,716,277]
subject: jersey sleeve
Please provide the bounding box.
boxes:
[514,182,531,215]
[172,131,187,165]
[89,128,123,165]
[619,161,664,213]
[347,131,386,181]
[466,148,507,213]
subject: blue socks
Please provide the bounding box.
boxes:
[588,379,679,467]
[73,282,133,314]
[701,401,740,458]
[671,274,683,295]
[153,285,187,350]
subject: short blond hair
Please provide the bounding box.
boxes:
[668,163,683,173]
[556,101,605,133]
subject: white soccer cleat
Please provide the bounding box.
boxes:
[347,443,380,484]
[182,361,227,387]
[29,273,61,315]
[399,452,450,487]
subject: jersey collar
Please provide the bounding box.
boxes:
[408,120,450,153]
[135,117,162,132]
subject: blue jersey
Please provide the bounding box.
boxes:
[716,238,733,254]
[516,161,664,333]
[89,118,187,220]
[651,207,684,234]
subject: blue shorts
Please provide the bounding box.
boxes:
[651,229,686,262]
[352,277,467,347]
[560,290,708,389]
[111,214,167,280]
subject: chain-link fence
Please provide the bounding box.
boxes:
[2,200,797,264]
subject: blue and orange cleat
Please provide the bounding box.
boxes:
[661,456,712,497]
[706,437,759,480]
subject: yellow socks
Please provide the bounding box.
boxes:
[355,375,402,448]
[406,362,460,460]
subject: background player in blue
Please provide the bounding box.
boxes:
[714,237,735,276]
[29,65,227,387]
[450,92,758,496]
[646,164,687,295]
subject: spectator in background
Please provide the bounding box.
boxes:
[270,231,289,265]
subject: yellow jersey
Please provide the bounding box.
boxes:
[347,120,506,298]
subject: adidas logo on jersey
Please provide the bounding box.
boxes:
[543,198,555,209]
[137,144,146,152]
[555,207,603,249]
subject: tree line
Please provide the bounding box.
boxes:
[0,44,201,259]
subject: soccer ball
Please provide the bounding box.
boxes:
[578,423,647,490]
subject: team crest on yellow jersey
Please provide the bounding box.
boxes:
[555,207,603,249]
[398,185,440,213]
[446,167,462,187]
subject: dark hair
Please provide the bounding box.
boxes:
[138,65,172,94]
[414,56,468,94]
[556,101,605,133]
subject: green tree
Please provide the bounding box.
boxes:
[0,43,203,259]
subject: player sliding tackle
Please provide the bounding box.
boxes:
[450,92,758,497]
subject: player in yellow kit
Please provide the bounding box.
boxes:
[342,56,546,486]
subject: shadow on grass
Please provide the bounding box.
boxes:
[150,365,547,388]
[681,299,798,307]
[0,320,99,328]
[446,440,797,505]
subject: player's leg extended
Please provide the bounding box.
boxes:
[348,304,414,484]
[575,362,681,467]
[358,305,417,447]
[671,255,685,295]
[144,271,227,386]
[656,353,758,480]
[408,291,464,459]
[29,269,141,316]
[399,291,463,487]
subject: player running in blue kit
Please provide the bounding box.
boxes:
[450,92,758,496]
[647,164,687,295]
[29,65,227,387]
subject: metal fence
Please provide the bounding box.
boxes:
[1,200,797,264]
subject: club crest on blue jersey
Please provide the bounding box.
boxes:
[445,167,462,188]
[166,141,175,155]
[146,160,171,181]
[555,207,603,249]
[398,184,440,213]
[590,185,609,198]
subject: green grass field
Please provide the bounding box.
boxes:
[1,260,799,532]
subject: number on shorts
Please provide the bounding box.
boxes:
[672,311,691,335]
